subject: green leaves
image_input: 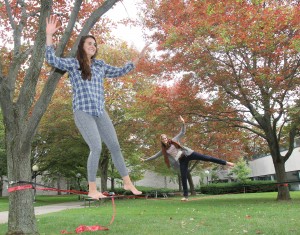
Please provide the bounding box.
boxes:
[292,38,300,52]
[230,158,251,183]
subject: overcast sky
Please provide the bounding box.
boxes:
[0,1,146,50]
[104,0,146,50]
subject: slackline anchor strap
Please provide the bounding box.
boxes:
[6,180,116,233]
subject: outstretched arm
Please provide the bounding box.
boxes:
[140,150,163,162]
[104,43,150,78]
[172,115,186,142]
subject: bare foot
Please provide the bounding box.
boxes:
[181,197,189,201]
[227,162,235,167]
[124,184,142,195]
[88,191,107,200]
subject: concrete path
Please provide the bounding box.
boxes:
[0,201,84,224]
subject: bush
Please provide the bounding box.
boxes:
[198,181,278,195]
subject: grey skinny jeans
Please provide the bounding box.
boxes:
[74,110,128,181]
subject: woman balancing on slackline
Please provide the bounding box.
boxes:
[45,15,149,199]
[141,116,235,201]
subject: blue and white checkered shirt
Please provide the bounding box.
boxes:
[45,45,135,116]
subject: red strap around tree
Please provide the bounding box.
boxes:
[7,184,33,193]
[7,182,116,234]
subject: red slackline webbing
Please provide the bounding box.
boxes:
[7,182,116,233]
[60,197,115,234]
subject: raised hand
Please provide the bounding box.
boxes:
[179,115,185,123]
[132,42,151,65]
[46,15,61,36]
[138,42,151,58]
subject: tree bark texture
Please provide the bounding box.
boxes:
[177,174,182,191]
[187,171,196,195]
[6,131,37,234]
[272,158,291,200]
[267,134,291,200]
[100,148,109,192]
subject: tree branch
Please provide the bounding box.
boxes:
[69,0,121,56]
[14,0,28,55]
[16,0,53,149]
[20,0,83,137]
[0,54,3,83]
[56,0,83,56]
[2,0,30,118]
[284,57,300,80]
[283,124,298,163]
[231,123,266,139]
[4,0,16,30]
[186,111,266,139]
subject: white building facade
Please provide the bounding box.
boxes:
[249,146,300,190]
[135,171,201,190]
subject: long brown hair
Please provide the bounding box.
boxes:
[76,35,98,80]
[161,136,182,168]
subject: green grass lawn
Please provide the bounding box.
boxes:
[0,192,300,235]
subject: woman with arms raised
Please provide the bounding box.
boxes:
[141,116,235,201]
[45,15,148,199]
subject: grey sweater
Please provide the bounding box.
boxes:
[144,123,194,170]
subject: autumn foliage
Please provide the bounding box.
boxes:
[140,0,300,199]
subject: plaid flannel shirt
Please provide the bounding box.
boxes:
[45,45,134,116]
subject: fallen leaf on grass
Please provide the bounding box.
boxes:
[245,215,251,219]
[181,220,187,227]
[256,230,263,234]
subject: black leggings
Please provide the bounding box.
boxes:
[179,152,227,197]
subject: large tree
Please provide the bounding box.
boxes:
[141,0,300,200]
[133,78,247,193]
[0,108,7,197]
[0,0,126,234]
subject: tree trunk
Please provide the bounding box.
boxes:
[177,174,182,191]
[6,134,38,234]
[57,175,61,196]
[267,136,291,201]
[100,147,109,192]
[273,159,291,200]
[0,177,3,197]
[111,177,115,191]
[187,171,196,195]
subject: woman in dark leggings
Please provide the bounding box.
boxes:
[141,116,234,201]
